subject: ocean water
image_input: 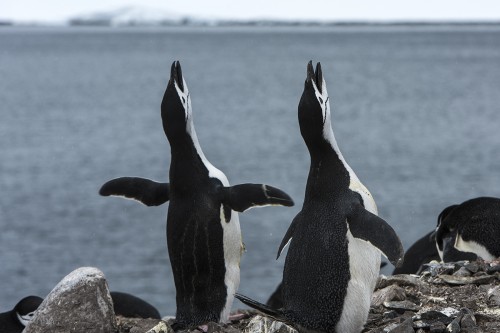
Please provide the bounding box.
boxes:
[1,26,500,314]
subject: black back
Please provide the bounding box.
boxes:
[393,231,440,274]
[110,292,161,319]
[161,61,228,327]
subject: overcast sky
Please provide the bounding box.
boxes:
[3,0,500,22]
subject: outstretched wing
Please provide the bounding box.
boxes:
[99,177,170,207]
[221,183,294,212]
[347,204,404,267]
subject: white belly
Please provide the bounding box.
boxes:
[336,230,380,333]
[219,207,243,322]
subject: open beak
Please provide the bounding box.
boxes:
[170,60,184,92]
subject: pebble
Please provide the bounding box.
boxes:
[377,275,421,289]
[383,300,420,312]
[445,318,460,333]
[145,321,173,333]
[429,321,446,332]
[437,274,495,286]
[387,318,414,333]
[372,285,406,307]
[487,286,500,306]
[244,315,296,333]
[453,267,472,277]
[460,313,477,328]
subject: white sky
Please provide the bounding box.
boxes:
[2,0,500,22]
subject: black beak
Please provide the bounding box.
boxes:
[315,62,323,93]
[305,61,323,93]
[170,60,184,92]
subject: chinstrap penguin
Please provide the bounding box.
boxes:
[0,296,42,333]
[435,197,500,261]
[237,61,404,333]
[100,61,294,328]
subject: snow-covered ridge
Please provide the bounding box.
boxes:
[68,6,210,26]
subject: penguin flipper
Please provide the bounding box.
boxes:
[235,294,286,322]
[99,177,170,207]
[276,216,299,259]
[347,204,405,267]
[222,184,294,212]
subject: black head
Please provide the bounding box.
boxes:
[298,61,333,152]
[14,296,43,326]
[434,204,459,257]
[435,203,479,262]
[161,61,192,143]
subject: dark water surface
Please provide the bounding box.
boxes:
[1,26,500,313]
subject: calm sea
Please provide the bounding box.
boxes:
[1,25,500,314]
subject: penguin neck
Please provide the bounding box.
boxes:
[168,121,228,187]
[304,126,359,198]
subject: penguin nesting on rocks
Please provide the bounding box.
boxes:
[435,197,500,261]
[237,61,404,333]
[0,296,42,333]
[100,61,294,328]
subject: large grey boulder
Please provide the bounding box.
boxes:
[24,267,116,333]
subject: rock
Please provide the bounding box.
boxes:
[440,308,460,318]
[461,313,477,328]
[387,318,413,333]
[429,321,446,332]
[244,315,296,333]
[419,310,450,321]
[145,321,174,333]
[377,275,421,289]
[437,274,495,286]
[461,328,484,333]
[24,267,116,333]
[453,267,472,277]
[486,264,500,274]
[487,286,500,306]
[420,262,455,277]
[372,285,406,307]
[445,318,460,333]
[383,300,420,312]
[464,262,481,273]
[383,311,400,320]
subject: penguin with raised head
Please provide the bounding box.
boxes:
[100,61,294,328]
[237,61,404,333]
[0,296,42,332]
[435,197,500,261]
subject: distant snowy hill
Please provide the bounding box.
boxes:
[68,6,208,26]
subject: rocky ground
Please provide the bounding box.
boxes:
[116,260,500,333]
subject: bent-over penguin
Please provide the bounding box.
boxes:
[435,197,500,261]
[236,61,404,333]
[0,296,42,333]
[100,61,294,328]
[392,230,476,275]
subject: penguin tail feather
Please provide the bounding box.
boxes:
[235,293,286,322]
